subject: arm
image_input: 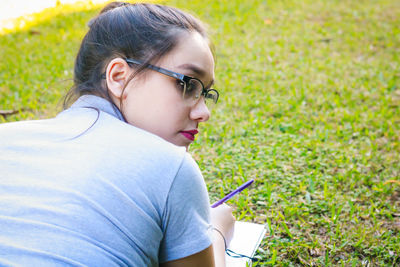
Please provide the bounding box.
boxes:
[159,153,235,266]
[210,204,235,267]
[161,204,235,267]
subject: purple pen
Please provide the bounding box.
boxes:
[211,179,254,208]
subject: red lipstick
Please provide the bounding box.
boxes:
[180,129,198,141]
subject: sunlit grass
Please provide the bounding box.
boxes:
[0,1,106,35]
[1,0,399,265]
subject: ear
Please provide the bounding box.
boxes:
[105,58,132,101]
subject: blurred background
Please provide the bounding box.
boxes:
[0,0,108,29]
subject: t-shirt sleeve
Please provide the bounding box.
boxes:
[158,152,212,263]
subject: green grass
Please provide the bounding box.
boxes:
[1,0,399,265]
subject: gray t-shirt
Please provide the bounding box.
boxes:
[0,95,212,266]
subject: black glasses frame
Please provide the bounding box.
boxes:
[125,58,219,104]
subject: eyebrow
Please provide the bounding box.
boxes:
[176,63,215,88]
[177,63,206,76]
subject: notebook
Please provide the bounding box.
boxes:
[226,221,267,267]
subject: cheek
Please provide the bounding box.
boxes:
[154,103,187,131]
[122,89,187,135]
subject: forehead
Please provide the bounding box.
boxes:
[160,32,215,79]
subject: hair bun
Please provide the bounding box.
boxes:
[99,1,130,14]
[88,1,130,28]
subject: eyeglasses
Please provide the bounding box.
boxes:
[125,58,219,108]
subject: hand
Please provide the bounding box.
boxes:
[210,203,235,245]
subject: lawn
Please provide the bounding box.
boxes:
[1,0,399,265]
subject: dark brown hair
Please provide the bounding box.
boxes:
[63,1,211,108]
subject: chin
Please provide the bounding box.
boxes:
[165,137,190,150]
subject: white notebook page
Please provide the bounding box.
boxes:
[225,221,267,267]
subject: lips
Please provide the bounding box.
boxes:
[180,129,198,141]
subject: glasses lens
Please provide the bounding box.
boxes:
[183,79,202,100]
[204,89,218,109]
[205,89,219,104]
[182,78,219,109]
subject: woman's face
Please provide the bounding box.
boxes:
[121,32,215,149]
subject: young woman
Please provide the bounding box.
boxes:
[0,2,235,266]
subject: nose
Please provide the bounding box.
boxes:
[190,98,211,122]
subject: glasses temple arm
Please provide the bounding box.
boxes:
[125,58,185,80]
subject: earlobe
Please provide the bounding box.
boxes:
[106,58,131,100]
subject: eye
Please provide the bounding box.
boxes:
[176,80,185,90]
[186,82,196,93]
[186,79,201,96]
